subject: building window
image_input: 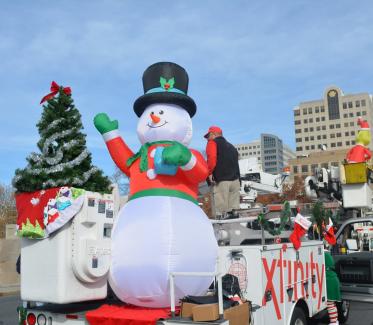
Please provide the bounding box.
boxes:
[349,113,354,117]
[346,141,350,146]
[303,108,307,114]
[327,89,340,120]
[308,107,313,113]
[343,102,347,109]
[351,131,355,136]
[322,125,326,130]
[294,110,300,116]
[304,128,308,132]
[323,134,327,139]
[362,111,367,116]
[304,119,308,123]
[321,106,325,112]
[293,166,298,173]
[345,131,349,136]
[331,162,339,167]
[296,147,302,152]
[315,107,319,113]
[309,118,313,123]
[321,117,326,121]
[295,129,301,134]
[352,140,355,145]
[316,117,320,122]
[311,164,318,172]
[357,112,361,116]
[321,163,329,169]
[344,122,348,127]
[296,138,302,143]
[350,122,354,126]
[336,132,341,137]
[356,100,360,107]
[317,126,321,131]
[301,165,308,173]
[362,99,366,106]
[348,102,353,108]
[311,145,315,149]
[330,134,335,138]
[331,143,336,147]
[337,142,342,147]
[336,124,340,128]
[305,137,309,141]
[310,136,314,140]
[317,135,321,140]
[343,113,348,118]
[310,127,314,132]
[329,124,335,129]
[305,146,310,150]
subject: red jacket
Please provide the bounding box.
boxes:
[105,136,208,200]
[346,144,372,163]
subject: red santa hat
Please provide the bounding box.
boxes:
[358,118,370,130]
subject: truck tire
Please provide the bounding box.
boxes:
[290,307,308,325]
[337,300,350,324]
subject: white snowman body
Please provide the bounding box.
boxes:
[108,103,218,307]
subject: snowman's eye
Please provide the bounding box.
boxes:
[159,110,164,115]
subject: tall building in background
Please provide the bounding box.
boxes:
[289,86,373,179]
[261,134,284,174]
[235,134,295,174]
[293,86,373,157]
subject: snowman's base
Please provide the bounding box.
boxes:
[86,304,176,325]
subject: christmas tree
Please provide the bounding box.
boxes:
[13,82,111,193]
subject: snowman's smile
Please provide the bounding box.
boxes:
[147,121,168,128]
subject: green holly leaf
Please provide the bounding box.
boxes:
[160,77,167,88]
[167,77,175,88]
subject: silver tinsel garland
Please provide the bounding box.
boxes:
[14,114,102,190]
[41,118,65,135]
[41,167,98,188]
[27,149,90,175]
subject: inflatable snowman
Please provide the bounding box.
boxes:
[94,62,218,308]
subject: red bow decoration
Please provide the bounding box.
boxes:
[40,81,72,104]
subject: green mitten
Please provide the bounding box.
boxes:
[94,113,118,134]
[162,142,192,166]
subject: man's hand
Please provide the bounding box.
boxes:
[94,113,118,134]
[162,142,192,166]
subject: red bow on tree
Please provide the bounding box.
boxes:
[40,81,72,104]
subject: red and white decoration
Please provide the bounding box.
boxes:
[289,213,312,250]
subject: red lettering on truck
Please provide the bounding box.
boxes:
[261,249,325,320]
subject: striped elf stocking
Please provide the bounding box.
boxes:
[327,301,339,325]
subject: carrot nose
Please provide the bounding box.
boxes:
[150,113,161,124]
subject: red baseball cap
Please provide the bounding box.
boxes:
[204,126,222,138]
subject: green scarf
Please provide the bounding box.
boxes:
[126,140,176,172]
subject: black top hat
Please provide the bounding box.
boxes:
[133,62,196,117]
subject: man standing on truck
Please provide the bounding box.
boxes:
[204,126,240,216]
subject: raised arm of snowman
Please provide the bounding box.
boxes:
[94,62,209,201]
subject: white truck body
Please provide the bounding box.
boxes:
[21,191,117,304]
[218,242,326,325]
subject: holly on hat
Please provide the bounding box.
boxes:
[133,62,197,118]
[358,118,370,130]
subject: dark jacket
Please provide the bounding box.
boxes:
[212,136,240,183]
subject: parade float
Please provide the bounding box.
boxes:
[19,66,373,325]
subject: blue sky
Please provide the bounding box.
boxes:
[1,0,373,185]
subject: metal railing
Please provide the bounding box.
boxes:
[169,271,224,318]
